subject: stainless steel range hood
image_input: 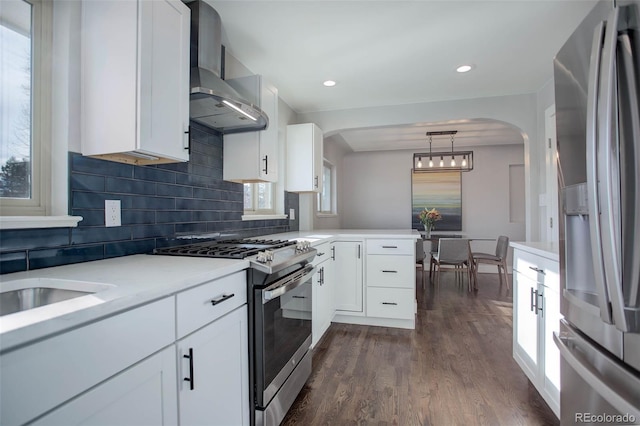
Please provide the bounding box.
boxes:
[186,1,268,134]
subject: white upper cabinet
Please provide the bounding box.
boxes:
[286,123,323,192]
[223,76,279,182]
[81,0,190,165]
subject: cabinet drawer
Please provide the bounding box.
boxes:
[366,256,415,288]
[176,271,247,339]
[513,249,547,283]
[0,297,175,426]
[312,242,332,266]
[367,287,414,320]
[366,239,414,255]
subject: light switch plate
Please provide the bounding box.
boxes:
[105,200,121,227]
[289,208,296,220]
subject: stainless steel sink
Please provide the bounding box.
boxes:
[0,278,115,317]
[0,287,96,316]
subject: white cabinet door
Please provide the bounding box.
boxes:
[177,305,249,426]
[224,76,279,182]
[513,268,540,383]
[334,241,363,313]
[312,255,335,347]
[32,347,177,426]
[512,248,561,419]
[541,262,561,416]
[286,123,323,192]
[81,0,190,164]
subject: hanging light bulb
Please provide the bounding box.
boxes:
[429,158,434,168]
[462,155,467,167]
[417,156,423,168]
[439,156,444,167]
[449,134,456,167]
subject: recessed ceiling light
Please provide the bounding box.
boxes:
[456,65,474,73]
[323,80,336,87]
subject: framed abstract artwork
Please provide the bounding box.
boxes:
[411,171,462,231]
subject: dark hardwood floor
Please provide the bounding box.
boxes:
[282,269,559,426]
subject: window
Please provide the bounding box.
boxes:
[244,182,275,214]
[0,0,51,216]
[317,160,335,214]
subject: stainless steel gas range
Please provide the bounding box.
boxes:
[155,238,317,426]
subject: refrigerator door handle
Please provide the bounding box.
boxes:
[598,7,628,331]
[554,330,640,419]
[586,19,614,324]
[618,30,640,317]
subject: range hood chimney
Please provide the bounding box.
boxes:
[186,1,269,134]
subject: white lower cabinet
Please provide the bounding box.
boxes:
[312,242,335,347]
[177,305,249,426]
[364,239,416,327]
[333,240,363,313]
[0,297,175,426]
[331,237,417,330]
[512,246,561,418]
[32,347,177,426]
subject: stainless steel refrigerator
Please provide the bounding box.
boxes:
[553,0,640,424]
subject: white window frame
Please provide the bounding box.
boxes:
[317,159,337,216]
[242,182,286,220]
[0,0,80,229]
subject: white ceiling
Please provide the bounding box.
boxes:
[208,0,597,151]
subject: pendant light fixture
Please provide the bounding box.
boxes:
[413,130,474,172]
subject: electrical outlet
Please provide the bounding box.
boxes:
[105,200,121,227]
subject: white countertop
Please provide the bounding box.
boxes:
[0,255,248,353]
[510,241,559,261]
[0,229,419,353]
[268,229,421,242]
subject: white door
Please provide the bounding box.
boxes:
[334,241,363,312]
[178,305,249,426]
[139,0,190,160]
[513,270,540,382]
[32,347,177,426]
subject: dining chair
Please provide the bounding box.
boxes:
[415,239,427,287]
[471,236,510,290]
[430,238,472,287]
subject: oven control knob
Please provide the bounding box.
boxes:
[296,241,311,252]
[256,250,273,263]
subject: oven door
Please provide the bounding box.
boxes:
[254,264,314,408]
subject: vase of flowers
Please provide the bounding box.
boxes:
[418,207,442,238]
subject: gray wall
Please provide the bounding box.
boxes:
[338,145,525,243]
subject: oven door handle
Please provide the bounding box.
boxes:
[263,264,316,303]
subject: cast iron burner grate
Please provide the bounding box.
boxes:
[153,238,297,259]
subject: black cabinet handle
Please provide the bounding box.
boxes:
[530,287,536,313]
[382,270,398,273]
[292,295,307,299]
[331,246,335,260]
[262,155,268,174]
[382,302,398,306]
[381,245,398,249]
[528,266,545,275]
[357,245,361,259]
[537,292,544,314]
[211,293,235,306]
[314,176,319,188]
[184,126,191,153]
[183,348,194,390]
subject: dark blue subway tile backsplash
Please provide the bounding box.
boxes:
[0,122,298,274]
